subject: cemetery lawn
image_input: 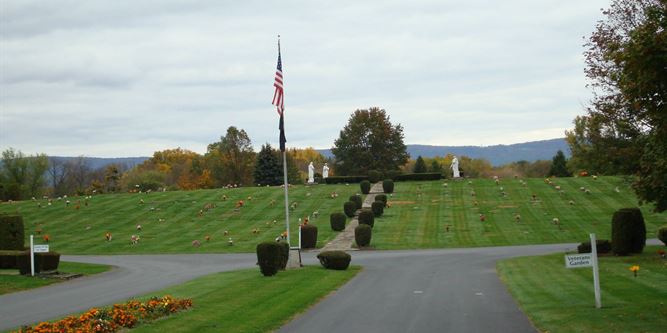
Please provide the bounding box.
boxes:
[0,184,356,254]
[497,245,667,333]
[373,176,667,249]
[0,261,111,295]
[31,266,359,333]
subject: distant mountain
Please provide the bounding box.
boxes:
[317,138,570,166]
[49,156,149,170]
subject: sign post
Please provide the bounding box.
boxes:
[30,235,34,277]
[564,233,601,308]
[590,233,602,309]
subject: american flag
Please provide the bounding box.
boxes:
[272,48,284,115]
[273,41,286,151]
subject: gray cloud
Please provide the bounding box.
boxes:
[0,0,608,157]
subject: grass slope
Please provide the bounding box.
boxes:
[129,266,360,333]
[0,184,357,254]
[373,176,666,249]
[0,261,111,295]
[497,245,667,333]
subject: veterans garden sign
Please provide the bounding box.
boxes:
[564,233,602,308]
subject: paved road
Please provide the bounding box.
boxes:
[2,242,624,332]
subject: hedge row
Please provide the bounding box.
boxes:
[393,173,442,181]
[577,240,612,254]
[325,176,369,184]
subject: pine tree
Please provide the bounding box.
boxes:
[413,156,427,173]
[549,150,571,177]
[253,144,282,186]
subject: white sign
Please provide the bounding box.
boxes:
[565,253,592,268]
[33,244,49,253]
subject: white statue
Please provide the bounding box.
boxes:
[322,163,329,179]
[308,162,315,183]
[450,156,460,178]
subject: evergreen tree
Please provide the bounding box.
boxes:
[413,156,427,173]
[549,150,571,177]
[429,159,442,174]
[253,144,282,186]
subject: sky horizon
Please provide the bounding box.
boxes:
[1,0,609,158]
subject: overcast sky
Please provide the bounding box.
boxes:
[1,0,609,157]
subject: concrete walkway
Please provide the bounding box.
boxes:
[320,182,384,251]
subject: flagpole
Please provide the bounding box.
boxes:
[277,35,291,247]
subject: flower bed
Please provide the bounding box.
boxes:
[15,295,193,333]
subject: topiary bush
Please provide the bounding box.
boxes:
[611,208,646,255]
[371,201,384,217]
[344,201,357,218]
[301,224,318,249]
[317,251,351,270]
[577,240,612,254]
[360,180,371,194]
[382,179,394,193]
[0,214,25,251]
[0,250,24,269]
[374,194,387,206]
[358,209,375,228]
[355,224,372,247]
[277,241,289,270]
[349,194,363,210]
[256,242,282,276]
[368,170,382,183]
[330,212,346,231]
[658,226,667,245]
[16,251,61,275]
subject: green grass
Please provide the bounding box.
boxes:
[0,184,357,254]
[0,261,111,295]
[497,245,667,333]
[12,266,360,333]
[372,176,666,249]
[130,266,360,333]
[2,177,665,254]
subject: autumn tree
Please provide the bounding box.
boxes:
[253,144,283,186]
[575,0,667,211]
[332,107,409,175]
[206,126,255,186]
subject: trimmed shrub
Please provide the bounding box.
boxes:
[382,179,394,193]
[360,180,371,194]
[658,226,667,245]
[17,251,61,275]
[317,251,351,270]
[394,173,442,181]
[371,201,384,217]
[301,224,318,249]
[577,240,612,254]
[355,224,372,247]
[277,241,289,270]
[256,242,282,276]
[368,170,383,183]
[344,201,357,218]
[330,213,346,231]
[0,250,24,269]
[349,194,363,210]
[358,209,375,228]
[611,208,646,255]
[375,194,387,206]
[324,176,368,184]
[0,214,25,250]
